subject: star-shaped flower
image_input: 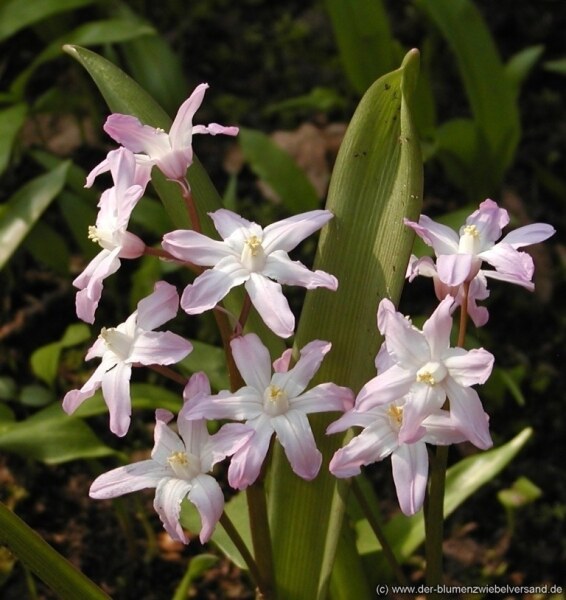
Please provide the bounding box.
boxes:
[63,281,192,436]
[162,208,338,338]
[90,373,252,543]
[102,83,238,182]
[182,333,353,489]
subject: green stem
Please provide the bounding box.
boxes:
[0,501,110,600]
[425,282,471,593]
[351,479,408,585]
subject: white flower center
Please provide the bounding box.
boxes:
[99,327,133,360]
[167,450,201,480]
[386,404,404,431]
[458,224,481,255]
[263,384,290,416]
[416,361,447,386]
[88,225,119,251]
[241,235,267,272]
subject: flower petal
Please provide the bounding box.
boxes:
[422,295,454,360]
[443,347,494,386]
[104,114,170,157]
[90,460,169,499]
[168,83,208,148]
[479,243,534,284]
[292,382,354,415]
[500,223,555,248]
[228,415,274,489]
[136,281,180,331]
[101,361,132,437]
[128,331,192,365]
[355,366,413,411]
[262,210,333,254]
[398,383,445,444]
[181,256,249,314]
[271,410,321,480]
[436,253,476,287]
[263,251,337,290]
[200,423,254,472]
[162,229,232,265]
[231,333,272,391]
[151,412,186,464]
[404,215,459,255]
[208,209,254,242]
[245,274,295,338]
[62,361,107,414]
[182,388,263,421]
[187,473,224,543]
[325,408,377,435]
[391,443,428,515]
[154,478,192,543]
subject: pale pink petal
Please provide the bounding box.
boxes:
[406,255,437,281]
[355,366,413,411]
[262,210,333,253]
[272,340,331,398]
[128,331,192,365]
[183,372,211,400]
[329,422,398,478]
[104,114,170,157]
[89,460,169,499]
[391,443,428,515]
[208,209,254,241]
[151,414,186,464]
[500,223,555,248]
[182,388,263,421]
[479,243,534,283]
[481,268,535,290]
[436,253,478,286]
[263,252,337,290]
[271,410,321,480]
[291,382,354,414]
[168,83,209,148]
[193,123,239,136]
[187,473,224,543]
[273,348,293,373]
[156,148,193,180]
[444,378,492,449]
[181,257,249,314]
[162,229,232,265]
[421,410,467,445]
[467,199,509,245]
[85,156,110,188]
[136,281,180,331]
[443,347,494,386]
[154,478,192,543]
[62,361,107,414]
[231,333,272,391]
[422,296,454,359]
[398,383,446,444]
[245,274,295,338]
[200,423,254,472]
[404,215,459,255]
[117,231,145,259]
[101,361,132,437]
[228,415,274,489]
[325,408,376,435]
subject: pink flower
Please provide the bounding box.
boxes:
[162,208,338,338]
[90,374,252,544]
[181,333,354,489]
[103,83,238,182]
[404,199,555,290]
[328,401,465,515]
[406,255,490,327]
[356,297,493,449]
[63,282,192,436]
[74,148,149,324]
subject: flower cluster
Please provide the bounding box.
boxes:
[64,85,555,543]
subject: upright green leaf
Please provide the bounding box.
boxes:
[324,0,400,94]
[417,0,520,198]
[0,0,94,42]
[0,103,27,176]
[0,162,70,269]
[269,49,423,600]
[239,127,320,212]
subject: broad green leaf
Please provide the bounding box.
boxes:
[31,323,91,386]
[19,385,55,407]
[416,0,520,198]
[0,0,94,42]
[23,221,70,274]
[497,476,542,509]
[265,87,346,116]
[543,57,566,76]
[239,127,320,212]
[357,428,532,582]
[269,50,423,600]
[11,20,156,96]
[0,403,116,464]
[324,0,400,94]
[0,161,70,270]
[0,103,27,175]
[0,377,17,401]
[180,341,229,392]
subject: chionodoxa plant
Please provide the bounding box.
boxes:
[0,46,555,600]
